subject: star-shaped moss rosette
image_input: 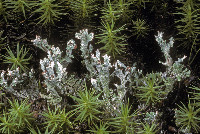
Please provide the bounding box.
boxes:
[2,43,32,73]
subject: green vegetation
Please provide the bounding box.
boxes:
[33,0,64,25]
[68,0,97,27]
[0,30,6,49]
[97,19,127,58]
[110,101,138,133]
[2,43,32,73]
[5,0,30,18]
[175,100,200,133]
[174,0,200,49]
[8,98,33,129]
[190,85,200,107]
[0,110,20,134]
[89,122,111,134]
[114,0,132,23]
[41,106,72,133]
[0,0,7,22]
[0,99,33,134]
[130,0,150,9]
[71,84,102,125]
[101,0,120,23]
[135,72,165,106]
[137,122,158,134]
[132,18,149,39]
[28,126,52,134]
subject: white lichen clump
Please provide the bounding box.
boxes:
[0,29,191,114]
